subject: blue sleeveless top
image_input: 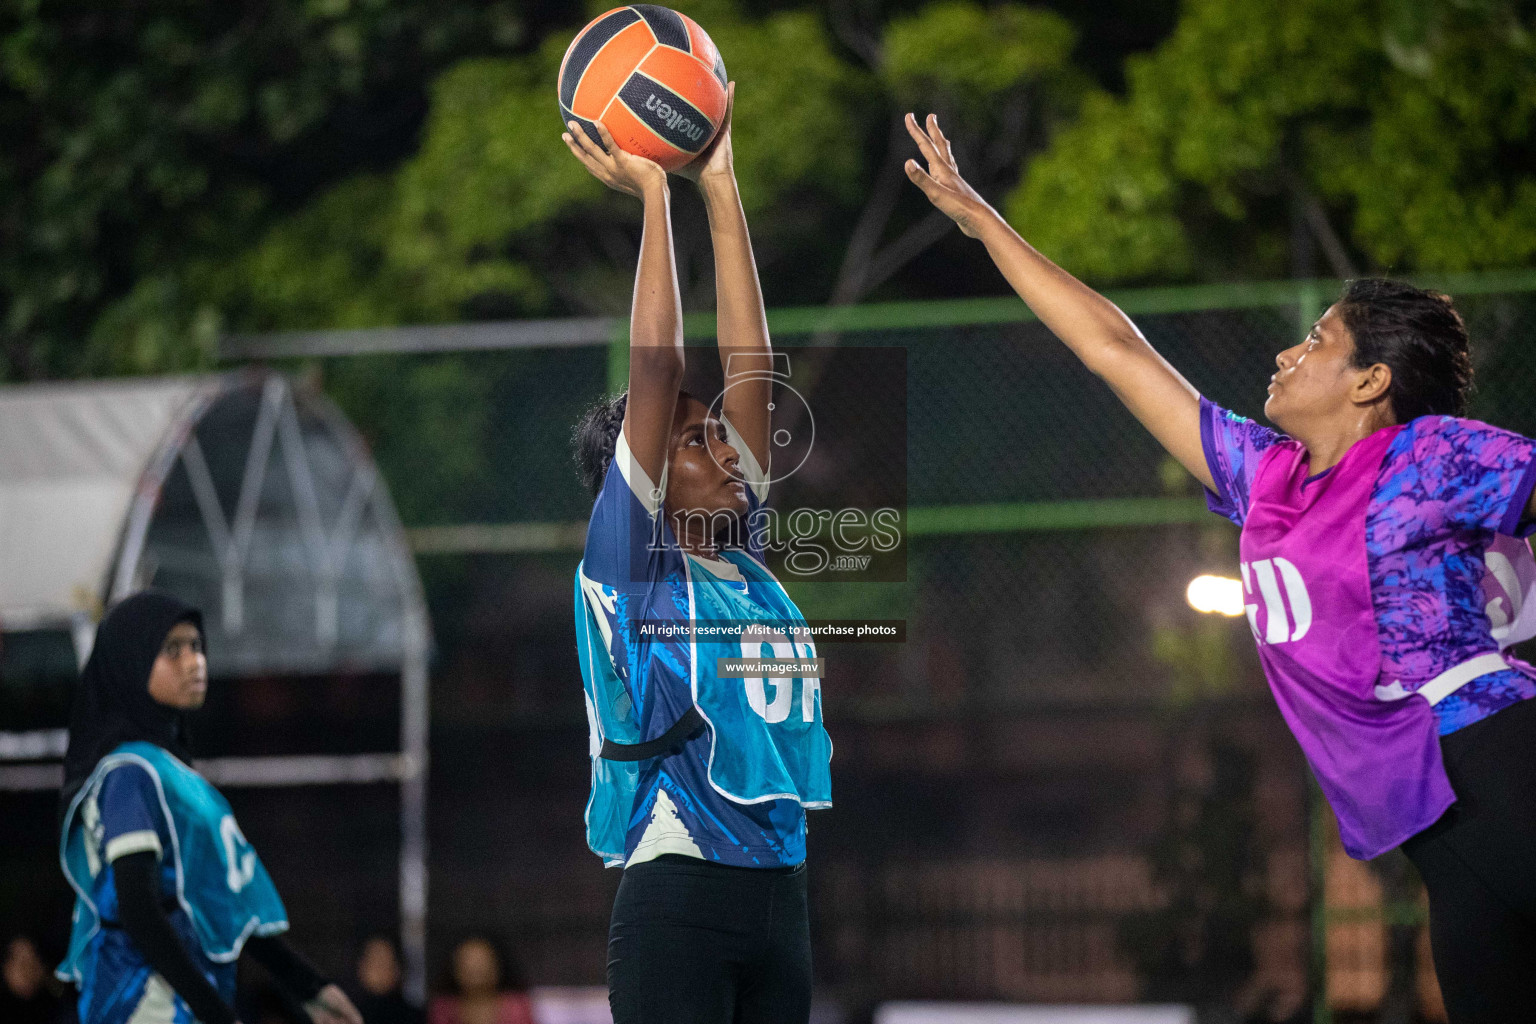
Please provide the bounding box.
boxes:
[58,742,288,994]
[576,424,832,867]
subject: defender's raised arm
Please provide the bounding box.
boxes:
[903,112,1212,491]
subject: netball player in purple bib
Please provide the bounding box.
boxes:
[905,112,1536,1021]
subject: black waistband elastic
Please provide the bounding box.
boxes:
[599,706,706,761]
[632,853,806,875]
[100,899,183,929]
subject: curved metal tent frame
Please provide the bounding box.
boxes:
[0,370,431,999]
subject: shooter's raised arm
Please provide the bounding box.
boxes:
[903,113,1212,491]
[564,119,683,492]
[678,82,773,474]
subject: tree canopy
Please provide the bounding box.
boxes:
[187,0,1084,337]
[0,0,524,379]
[3,0,1531,521]
[1008,0,1536,282]
[7,0,1527,386]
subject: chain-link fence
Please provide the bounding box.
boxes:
[10,273,1531,1019]
[328,271,1531,1022]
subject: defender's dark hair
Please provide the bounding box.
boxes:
[572,388,704,498]
[1338,278,1473,423]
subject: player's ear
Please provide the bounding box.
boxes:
[1352,362,1392,406]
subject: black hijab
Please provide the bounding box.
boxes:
[60,590,203,812]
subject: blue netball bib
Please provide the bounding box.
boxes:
[58,742,288,982]
[575,548,833,863]
[685,550,833,807]
[576,422,833,866]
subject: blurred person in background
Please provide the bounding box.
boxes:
[350,935,423,1024]
[3,934,66,1024]
[565,82,831,1024]
[427,935,533,1024]
[55,591,363,1024]
[905,112,1536,1023]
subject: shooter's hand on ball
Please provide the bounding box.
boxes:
[564,120,667,199]
[676,81,736,186]
[903,112,992,238]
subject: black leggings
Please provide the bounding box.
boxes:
[607,855,812,1024]
[1403,696,1536,1023]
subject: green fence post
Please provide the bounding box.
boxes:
[1296,280,1326,344]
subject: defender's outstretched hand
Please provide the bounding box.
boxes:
[676,81,736,185]
[564,120,667,198]
[903,112,993,238]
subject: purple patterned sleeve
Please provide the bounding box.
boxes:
[1199,398,1283,526]
[1404,416,1536,537]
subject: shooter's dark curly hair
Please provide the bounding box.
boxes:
[1338,278,1474,423]
[573,391,629,498]
[572,389,703,498]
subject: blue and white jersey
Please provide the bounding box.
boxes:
[576,419,832,869]
[58,742,288,1024]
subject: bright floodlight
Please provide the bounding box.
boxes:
[1186,574,1245,616]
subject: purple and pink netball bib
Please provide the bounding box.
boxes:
[1207,401,1536,858]
[1242,427,1454,859]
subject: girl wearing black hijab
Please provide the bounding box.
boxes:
[55,591,363,1024]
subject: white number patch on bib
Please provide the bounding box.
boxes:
[1241,557,1313,645]
[219,815,257,893]
[740,632,820,724]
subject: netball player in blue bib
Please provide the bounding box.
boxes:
[56,591,362,1024]
[563,88,832,1024]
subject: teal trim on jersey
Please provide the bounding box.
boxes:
[575,568,642,867]
[57,743,288,983]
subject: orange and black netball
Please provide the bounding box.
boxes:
[558,5,728,172]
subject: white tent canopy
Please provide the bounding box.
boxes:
[0,376,205,635]
[0,370,431,998]
[1,371,428,672]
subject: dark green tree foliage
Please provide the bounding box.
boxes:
[0,0,522,380]
[821,0,1085,305]
[5,0,1531,526]
[9,0,1534,370]
[112,0,1089,342]
[201,0,869,331]
[1008,0,1536,282]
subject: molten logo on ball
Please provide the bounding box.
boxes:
[644,93,706,143]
